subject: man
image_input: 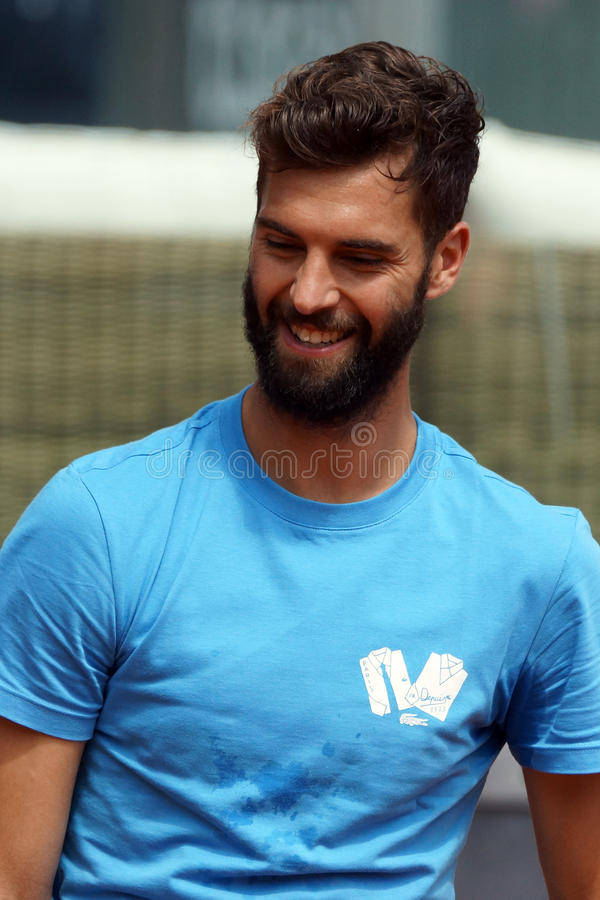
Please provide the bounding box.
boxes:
[0,42,599,900]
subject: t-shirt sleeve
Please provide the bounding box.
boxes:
[506,512,600,773]
[0,465,116,740]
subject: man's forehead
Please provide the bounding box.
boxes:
[257,157,418,232]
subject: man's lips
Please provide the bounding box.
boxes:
[279,320,356,356]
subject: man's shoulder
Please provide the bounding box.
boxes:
[69,397,224,483]
[2,395,235,584]
[51,395,234,539]
[431,422,582,544]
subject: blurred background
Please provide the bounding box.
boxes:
[1,1,599,896]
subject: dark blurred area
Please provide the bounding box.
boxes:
[0,0,187,129]
[449,0,600,141]
[0,0,103,125]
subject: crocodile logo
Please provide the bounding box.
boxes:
[399,713,428,727]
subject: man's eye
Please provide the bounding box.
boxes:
[265,238,297,251]
[347,256,384,266]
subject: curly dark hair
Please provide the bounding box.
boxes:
[246,42,485,255]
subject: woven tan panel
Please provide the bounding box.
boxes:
[1,235,598,539]
[0,236,253,536]
[412,242,600,532]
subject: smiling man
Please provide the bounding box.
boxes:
[1,42,599,900]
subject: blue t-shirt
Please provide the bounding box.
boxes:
[1,386,599,899]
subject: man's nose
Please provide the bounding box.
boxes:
[289,253,340,314]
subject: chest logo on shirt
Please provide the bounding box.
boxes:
[359,647,468,723]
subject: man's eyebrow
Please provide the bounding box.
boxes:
[255,216,399,255]
[255,217,299,239]
[339,238,399,255]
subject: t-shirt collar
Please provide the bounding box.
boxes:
[218,385,438,529]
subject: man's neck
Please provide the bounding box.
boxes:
[241,376,417,504]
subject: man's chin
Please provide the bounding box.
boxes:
[254,363,392,429]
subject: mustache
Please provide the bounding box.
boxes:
[269,301,362,336]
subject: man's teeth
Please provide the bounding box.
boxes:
[290,325,349,345]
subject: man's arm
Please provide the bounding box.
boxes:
[0,716,85,900]
[523,767,600,900]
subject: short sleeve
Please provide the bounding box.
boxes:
[0,466,116,740]
[506,512,600,773]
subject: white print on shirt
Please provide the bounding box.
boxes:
[359,648,468,723]
[359,648,411,716]
[399,713,428,727]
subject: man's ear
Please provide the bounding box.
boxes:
[425,222,470,300]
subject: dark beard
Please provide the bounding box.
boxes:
[243,266,428,428]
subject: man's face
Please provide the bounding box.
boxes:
[244,160,433,427]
